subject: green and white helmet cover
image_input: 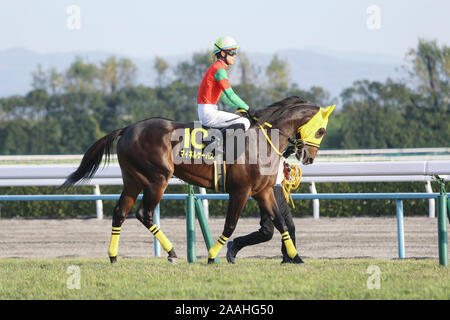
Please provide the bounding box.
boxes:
[213,36,240,54]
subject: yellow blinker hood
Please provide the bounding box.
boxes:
[297,105,335,148]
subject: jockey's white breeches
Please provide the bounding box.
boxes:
[198,104,251,130]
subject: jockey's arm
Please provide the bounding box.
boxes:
[215,69,249,111]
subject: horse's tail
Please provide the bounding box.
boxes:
[60,128,125,188]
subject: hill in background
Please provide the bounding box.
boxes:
[0,47,405,99]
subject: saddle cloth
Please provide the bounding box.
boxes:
[179,122,247,163]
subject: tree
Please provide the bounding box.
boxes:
[237,51,251,85]
[175,51,213,85]
[265,54,290,101]
[154,56,169,87]
[266,54,290,89]
[339,80,410,148]
[31,64,48,91]
[65,57,98,93]
[98,57,137,94]
[405,39,449,108]
[48,67,65,95]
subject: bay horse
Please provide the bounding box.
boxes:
[61,96,334,264]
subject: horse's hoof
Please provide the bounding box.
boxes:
[167,257,178,264]
[167,249,178,264]
[208,258,216,264]
[109,256,117,264]
[292,254,305,264]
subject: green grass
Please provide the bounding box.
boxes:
[0,257,448,300]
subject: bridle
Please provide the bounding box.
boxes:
[251,117,307,157]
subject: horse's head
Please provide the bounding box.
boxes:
[294,130,322,164]
[294,104,335,165]
[253,97,336,165]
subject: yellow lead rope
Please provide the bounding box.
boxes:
[256,121,303,207]
[281,164,302,208]
[258,123,283,156]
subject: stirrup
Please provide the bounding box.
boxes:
[209,137,224,154]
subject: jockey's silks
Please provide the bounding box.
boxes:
[197,60,249,111]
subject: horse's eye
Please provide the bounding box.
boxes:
[315,128,326,139]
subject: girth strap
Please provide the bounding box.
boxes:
[213,157,227,192]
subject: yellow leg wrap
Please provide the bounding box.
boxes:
[208,234,228,259]
[149,225,173,252]
[108,227,121,257]
[282,231,298,259]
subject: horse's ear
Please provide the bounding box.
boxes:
[322,104,336,119]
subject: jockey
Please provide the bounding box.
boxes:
[197,36,254,133]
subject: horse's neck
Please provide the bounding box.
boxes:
[272,107,317,139]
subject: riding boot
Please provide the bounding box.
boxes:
[209,123,246,155]
[208,135,224,154]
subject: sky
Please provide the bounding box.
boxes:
[0,0,449,58]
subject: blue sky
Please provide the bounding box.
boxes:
[0,0,449,58]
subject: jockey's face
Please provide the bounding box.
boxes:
[221,51,237,65]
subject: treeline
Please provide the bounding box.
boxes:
[0,52,338,154]
[1,39,447,154]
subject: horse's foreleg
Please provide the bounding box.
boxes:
[255,188,304,264]
[208,190,249,264]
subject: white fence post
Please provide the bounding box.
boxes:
[93,184,103,220]
[309,182,320,219]
[199,187,209,219]
[425,180,435,218]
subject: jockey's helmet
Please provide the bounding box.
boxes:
[213,36,240,55]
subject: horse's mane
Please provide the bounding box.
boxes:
[254,96,320,124]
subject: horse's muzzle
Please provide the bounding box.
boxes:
[296,147,315,165]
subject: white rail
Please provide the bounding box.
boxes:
[0,160,448,219]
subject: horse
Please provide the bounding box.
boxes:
[61,96,335,264]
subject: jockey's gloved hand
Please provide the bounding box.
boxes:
[235,108,248,117]
[283,145,296,158]
[246,107,256,119]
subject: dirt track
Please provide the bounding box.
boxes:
[0,216,439,260]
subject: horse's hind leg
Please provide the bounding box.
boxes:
[108,172,142,263]
[136,182,178,263]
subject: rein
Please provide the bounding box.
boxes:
[252,117,304,208]
[252,117,295,157]
[257,122,283,156]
